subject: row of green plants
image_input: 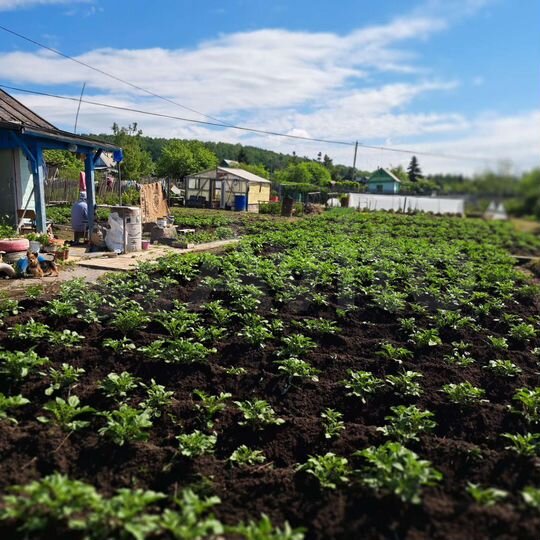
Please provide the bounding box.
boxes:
[0,474,304,540]
[1,209,540,537]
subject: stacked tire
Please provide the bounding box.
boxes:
[0,238,29,265]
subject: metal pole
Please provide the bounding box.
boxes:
[352,140,358,182]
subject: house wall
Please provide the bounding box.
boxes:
[0,148,36,226]
[0,149,17,223]
[367,182,400,194]
[348,193,464,215]
[248,183,271,208]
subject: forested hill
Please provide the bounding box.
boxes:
[88,133,307,172]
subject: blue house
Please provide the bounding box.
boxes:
[0,89,120,233]
[367,168,402,194]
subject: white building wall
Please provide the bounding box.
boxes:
[348,193,464,215]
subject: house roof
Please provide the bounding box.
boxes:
[218,167,271,184]
[0,89,119,152]
[188,166,271,184]
[368,168,402,183]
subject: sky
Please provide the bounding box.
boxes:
[0,0,538,175]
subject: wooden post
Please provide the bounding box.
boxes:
[32,143,47,233]
[85,153,95,238]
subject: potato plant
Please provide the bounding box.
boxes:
[99,406,153,446]
[229,445,266,467]
[235,399,285,429]
[0,393,30,424]
[297,453,350,490]
[355,442,442,504]
[342,370,384,403]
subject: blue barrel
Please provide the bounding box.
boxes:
[234,194,247,211]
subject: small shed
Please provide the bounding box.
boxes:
[185,167,271,211]
[0,89,120,233]
[367,168,401,194]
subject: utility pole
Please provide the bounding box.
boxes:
[352,140,358,181]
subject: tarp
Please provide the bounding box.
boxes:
[348,193,464,215]
[139,182,170,224]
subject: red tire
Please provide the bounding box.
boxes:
[0,238,30,253]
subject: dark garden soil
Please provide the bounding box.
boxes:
[1,272,540,540]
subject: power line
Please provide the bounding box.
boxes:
[0,84,355,145]
[0,23,233,127]
[0,24,498,163]
[0,84,497,163]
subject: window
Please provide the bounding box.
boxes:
[376,184,383,193]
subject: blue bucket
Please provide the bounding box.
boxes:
[234,194,247,211]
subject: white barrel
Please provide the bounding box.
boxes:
[123,207,142,253]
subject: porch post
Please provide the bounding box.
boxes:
[32,143,47,233]
[85,152,95,236]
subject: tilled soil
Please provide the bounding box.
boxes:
[1,280,540,539]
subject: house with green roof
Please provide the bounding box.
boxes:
[367,168,401,194]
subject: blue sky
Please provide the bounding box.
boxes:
[0,0,538,174]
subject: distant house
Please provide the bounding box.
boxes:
[367,168,401,194]
[220,159,240,167]
[185,166,271,211]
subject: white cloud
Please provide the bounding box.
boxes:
[0,15,444,116]
[0,0,88,10]
[0,0,536,175]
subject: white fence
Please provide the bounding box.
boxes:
[347,193,465,215]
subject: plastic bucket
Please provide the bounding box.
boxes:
[29,240,41,253]
[141,240,150,250]
[234,194,247,212]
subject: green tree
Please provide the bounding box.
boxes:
[516,169,540,219]
[111,123,154,181]
[275,162,332,186]
[157,140,218,179]
[44,150,83,180]
[390,165,408,183]
[407,156,423,183]
[237,147,249,164]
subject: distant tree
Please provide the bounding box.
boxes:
[317,151,322,162]
[407,156,423,183]
[111,123,154,181]
[157,140,218,179]
[323,154,333,169]
[275,162,332,186]
[292,151,298,163]
[237,147,249,164]
[390,165,409,183]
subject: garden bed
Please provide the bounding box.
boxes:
[0,210,540,539]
